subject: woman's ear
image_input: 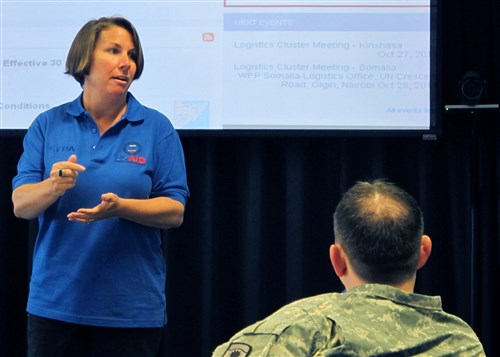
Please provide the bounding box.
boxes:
[416,235,432,270]
[330,244,347,278]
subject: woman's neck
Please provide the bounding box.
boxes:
[83,92,128,134]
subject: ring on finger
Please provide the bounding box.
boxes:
[58,169,64,177]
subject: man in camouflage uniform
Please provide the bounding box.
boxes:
[212,179,486,357]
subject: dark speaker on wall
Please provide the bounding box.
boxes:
[458,71,488,106]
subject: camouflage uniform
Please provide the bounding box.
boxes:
[212,284,485,357]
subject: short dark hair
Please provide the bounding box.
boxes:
[65,16,144,86]
[333,179,424,285]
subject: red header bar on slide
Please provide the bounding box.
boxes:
[224,1,429,8]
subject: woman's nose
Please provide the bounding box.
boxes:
[119,54,132,68]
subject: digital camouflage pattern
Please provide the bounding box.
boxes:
[212,284,485,357]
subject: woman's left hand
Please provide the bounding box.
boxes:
[67,193,120,223]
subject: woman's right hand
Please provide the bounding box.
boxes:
[49,154,86,197]
[12,154,86,220]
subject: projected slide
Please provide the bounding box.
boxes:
[0,0,431,130]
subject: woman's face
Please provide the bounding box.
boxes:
[84,25,137,98]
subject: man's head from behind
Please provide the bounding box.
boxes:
[331,179,431,291]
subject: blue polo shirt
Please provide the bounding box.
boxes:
[12,93,189,327]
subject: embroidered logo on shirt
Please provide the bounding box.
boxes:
[48,145,76,152]
[124,142,141,154]
[221,342,252,357]
[115,142,147,165]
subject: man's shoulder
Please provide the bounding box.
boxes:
[267,291,350,321]
[212,293,340,357]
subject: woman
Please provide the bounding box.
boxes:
[12,16,189,356]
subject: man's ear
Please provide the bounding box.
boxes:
[330,244,347,278]
[416,235,432,270]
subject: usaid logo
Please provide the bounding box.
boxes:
[117,142,147,165]
[124,142,141,155]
